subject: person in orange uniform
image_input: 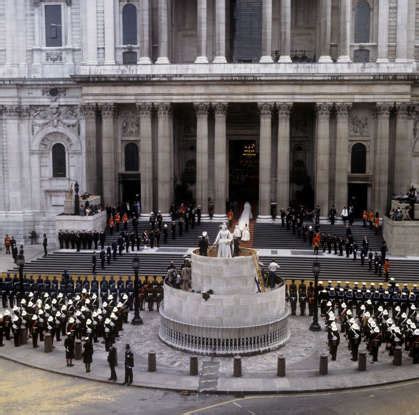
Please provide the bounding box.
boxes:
[114,212,121,232]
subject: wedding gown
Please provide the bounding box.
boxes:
[238,202,252,242]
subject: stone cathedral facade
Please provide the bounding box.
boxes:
[1,0,419,240]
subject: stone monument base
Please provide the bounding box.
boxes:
[383,216,419,256]
[56,210,106,232]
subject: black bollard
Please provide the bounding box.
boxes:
[190,356,198,376]
[393,347,402,366]
[148,351,156,372]
[44,333,53,353]
[358,352,367,371]
[319,354,328,375]
[277,355,286,377]
[233,356,242,377]
[74,340,82,360]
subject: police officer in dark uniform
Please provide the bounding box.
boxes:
[298,280,307,316]
[307,281,315,316]
[123,344,134,386]
[289,280,297,316]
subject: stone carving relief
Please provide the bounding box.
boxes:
[349,114,369,137]
[31,105,79,136]
[120,111,139,137]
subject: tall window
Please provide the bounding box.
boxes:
[354,1,371,43]
[52,143,66,177]
[45,5,63,47]
[125,143,139,171]
[351,143,367,174]
[122,4,138,45]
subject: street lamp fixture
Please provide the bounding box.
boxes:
[131,255,143,325]
[309,259,321,332]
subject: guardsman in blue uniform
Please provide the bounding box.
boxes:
[91,276,99,295]
[83,276,90,292]
[126,276,134,311]
[100,276,108,303]
[75,276,82,294]
[109,276,117,302]
[117,276,125,301]
[52,276,59,296]
[66,277,74,299]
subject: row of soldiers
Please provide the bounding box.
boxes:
[325,295,419,364]
[0,272,164,312]
[58,230,107,251]
[286,279,419,317]
[0,289,130,372]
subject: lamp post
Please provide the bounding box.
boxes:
[309,259,321,331]
[131,255,143,325]
[16,253,25,299]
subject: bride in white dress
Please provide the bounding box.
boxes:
[238,202,252,242]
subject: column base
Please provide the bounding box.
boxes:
[156,56,170,64]
[257,215,272,222]
[138,56,152,65]
[259,55,274,63]
[318,56,333,63]
[104,60,116,65]
[376,58,389,63]
[213,214,227,220]
[213,56,227,64]
[278,55,292,63]
[395,58,413,63]
[194,56,209,64]
[337,56,351,63]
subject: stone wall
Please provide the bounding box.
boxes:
[383,216,419,256]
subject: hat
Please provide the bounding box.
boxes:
[374,327,380,333]
[32,315,38,321]
[69,317,75,323]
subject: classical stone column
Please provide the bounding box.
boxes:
[213,0,227,63]
[318,0,332,63]
[260,0,273,63]
[335,103,352,210]
[394,104,411,195]
[156,103,172,213]
[81,104,98,195]
[138,103,153,213]
[337,0,351,63]
[315,103,332,215]
[277,103,292,209]
[279,0,292,63]
[214,103,228,216]
[5,0,16,65]
[396,0,409,62]
[101,104,116,205]
[104,0,115,64]
[374,103,392,214]
[376,0,389,62]
[194,103,210,214]
[3,106,22,211]
[258,103,274,217]
[195,0,209,63]
[84,0,98,64]
[156,0,170,64]
[139,0,152,64]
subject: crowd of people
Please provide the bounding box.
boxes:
[286,279,419,363]
[391,185,417,221]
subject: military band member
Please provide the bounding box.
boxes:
[289,280,297,316]
[298,280,307,316]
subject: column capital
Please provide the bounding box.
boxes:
[194,102,210,115]
[100,103,115,118]
[335,103,352,117]
[136,102,153,116]
[80,104,97,119]
[19,105,32,119]
[376,102,393,117]
[315,103,333,117]
[156,102,171,116]
[3,105,21,118]
[395,103,410,118]
[213,103,228,116]
[258,102,274,116]
[276,103,292,118]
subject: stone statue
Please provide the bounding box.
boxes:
[214,223,232,258]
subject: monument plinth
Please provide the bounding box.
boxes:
[159,249,289,355]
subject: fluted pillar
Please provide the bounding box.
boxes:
[258,103,274,217]
[260,0,273,63]
[318,0,332,63]
[315,103,333,215]
[195,103,210,214]
[213,0,227,63]
[214,103,228,216]
[101,104,116,205]
[277,103,292,209]
[139,0,152,64]
[84,0,97,64]
[104,0,115,64]
[81,104,98,195]
[394,104,411,195]
[374,103,392,214]
[138,103,153,213]
[335,103,352,210]
[157,103,172,213]
[396,0,409,62]
[195,0,209,63]
[279,0,292,63]
[5,0,16,65]
[376,0,389,62]
[337,0,351,63]
[156,0,170,64]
